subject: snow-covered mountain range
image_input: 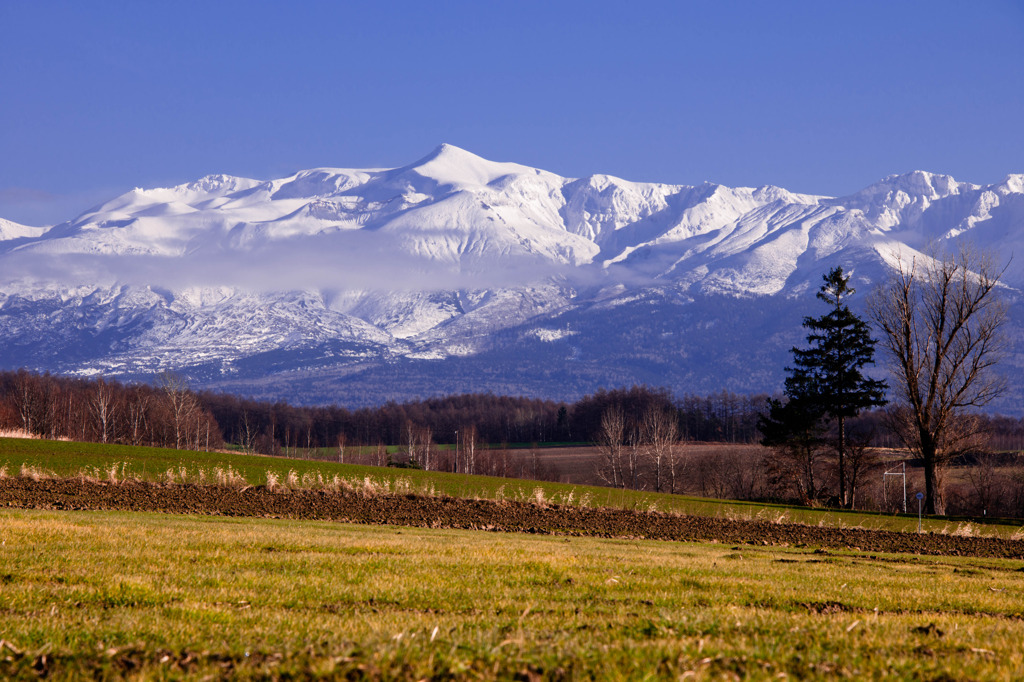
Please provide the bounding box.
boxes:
[2,145,1022,408]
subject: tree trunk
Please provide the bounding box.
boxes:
[837,415,846,507]
[921,431,938,515]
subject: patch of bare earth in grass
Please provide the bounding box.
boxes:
[2,476,1023,559]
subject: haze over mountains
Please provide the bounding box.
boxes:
[1,145,1022,409]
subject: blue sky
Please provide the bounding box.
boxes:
[2,0,1023,225]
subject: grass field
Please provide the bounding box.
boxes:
[3,436,1023,538]
[1,508,1022,679]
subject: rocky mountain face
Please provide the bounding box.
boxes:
[1,145,1022,409]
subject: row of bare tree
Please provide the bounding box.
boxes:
[205,392,566,454]
[594,404,689,493]
[404,422,487,474]
[206,385,774,459]
[0,370,221,450]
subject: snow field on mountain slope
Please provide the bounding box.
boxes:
[1,145,1023,384]
[4,145,829,277]
[0,219,51,241]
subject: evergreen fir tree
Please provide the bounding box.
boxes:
[762,267,888,507]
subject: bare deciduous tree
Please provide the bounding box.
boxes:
[420,425,435,470]
[963,452,1005,517]
[763,434,829,505]
[12,370,40,436]
[870,247,1006,514]
[642,406,679,493]
[664,441,688,495]
[624,430,644,490]
[239,410,258,454]
[373,442,388,467]
[596,405,626,488]
[844,437,877,510]
[89,377,118,444]
[459,424,480,475]
[403,422,434,470]
[405,420,418,465]
[160,372,199,450]
[336,432,347,463]
[125,387,150,446]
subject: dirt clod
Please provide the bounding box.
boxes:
[912,623,945,637]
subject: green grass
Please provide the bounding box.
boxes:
[2,436,1023,537]
[1,509,1023,679]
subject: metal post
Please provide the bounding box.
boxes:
[902,462,907,513]
[917,492,924,533]
[883,462,908,514]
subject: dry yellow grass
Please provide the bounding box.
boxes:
[1,508,1023,679]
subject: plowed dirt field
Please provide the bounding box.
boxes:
[3,477,1023,558]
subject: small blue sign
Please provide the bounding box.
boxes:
[916,492,924,500]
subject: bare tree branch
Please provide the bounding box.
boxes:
[869,245,1007,514]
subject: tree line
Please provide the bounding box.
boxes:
[0,369,768,453]
[0,368,781,457]
[202,386,770,455]
[0,370,221,450]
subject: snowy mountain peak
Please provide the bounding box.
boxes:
[271,167,371,201]
[996,174,1024,194]
[751,184,823,205]
[397,143,535,188]
[824,171,973,231]
[846,170,966,203]
[426,142,473,161]
[4,147,1019,286]
[0,218,49,241]
[176,173,261,199]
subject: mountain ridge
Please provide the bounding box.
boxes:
[1,145,1021,409]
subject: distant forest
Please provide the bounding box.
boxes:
[3,369,1024,455]
[0,370,221,450]
[0,370,769,450]
[204,385,771,452]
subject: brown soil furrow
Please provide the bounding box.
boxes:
[2,478,1023,559]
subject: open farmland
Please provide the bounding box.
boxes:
[3,436,1024,537]
[1,508,1024,679]
[3,437,1024,678]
